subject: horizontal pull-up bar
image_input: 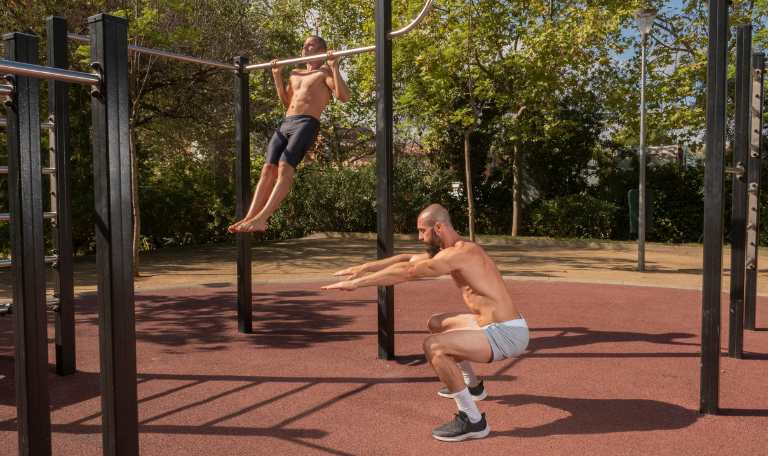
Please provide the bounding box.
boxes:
[245,45,376,71]
[0,59,100,85]
[68,34,236,70]
[244,0,433,71]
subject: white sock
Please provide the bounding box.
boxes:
[458,361,479,387]
[451,388,482,423]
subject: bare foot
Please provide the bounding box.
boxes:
[238,217,268,233]
[228,219,246,233]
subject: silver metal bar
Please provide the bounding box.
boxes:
[0,59,100,85]
[0,166,56,174]
[245,0,433,71]
[68,33,236,70]
[0,117,54,129]
[246,46,376,71]
[0,83,12,95]
[0,255,58,269]
[0,211,56,222]
[390,0,434,37]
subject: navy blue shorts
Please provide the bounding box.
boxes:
[265,115,321,168]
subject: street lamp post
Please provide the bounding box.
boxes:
[635,7,657,272]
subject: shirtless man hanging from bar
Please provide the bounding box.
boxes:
[229,36,351,233]
[321,204,530,442]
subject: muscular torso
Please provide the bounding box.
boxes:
[285,67,332,119]
[448,242,521,326]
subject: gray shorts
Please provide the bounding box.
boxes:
[483,318,529,362]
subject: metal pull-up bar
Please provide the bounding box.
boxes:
[0,59,100,85]
[245,0,433,71]
[68,33,236,70]
[63,0,433,72]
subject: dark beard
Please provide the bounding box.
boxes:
[425,243,441,258]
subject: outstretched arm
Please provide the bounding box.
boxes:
[322,250,460,291]
[333,253,427,279]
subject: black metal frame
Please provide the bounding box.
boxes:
[47,16,76,376]
[234,56,253,333]
[728,25,752,358]
[375,0,395,359]
[4,31,53,456]
[700,0,728,415]
[745,53,765,330]
[88,14,139,455]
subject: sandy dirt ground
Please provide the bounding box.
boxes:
[1,233,763,300]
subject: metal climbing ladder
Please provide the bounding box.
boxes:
[0,18,76,375]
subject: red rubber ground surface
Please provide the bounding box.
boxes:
[1,280,767,455]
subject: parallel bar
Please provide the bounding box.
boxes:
[68,33,235,70]
[0,212,57,222]
[234,56,252,334]
[89,14,139,456]
[745,53,765,330]
[49,16,76,376]
[0,117,54,129]
[0,298,64,315]
[728,25,752,358]
[4,31,52,456]
[0,166,56,174]
[376,0,395,360]
[700,0,728,415]
[0,256,59,269]
[245,0,433,71]
[0,59,99,85]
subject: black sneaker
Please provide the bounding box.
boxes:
[431,411,490,442]
[437,381,487,401]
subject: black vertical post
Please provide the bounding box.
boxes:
[47,16,76,376]
[375,0,395,359]
[728,25,751,358]
[4,32,52,456]
[234,56,252,333]
[89,14,139,456]
[700,0,728,415]
[745,53,765,331]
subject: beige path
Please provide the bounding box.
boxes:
[1,233,765,301]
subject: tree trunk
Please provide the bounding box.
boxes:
[464,129,476,241]
[511,143,521,236]
[130,129,141,278]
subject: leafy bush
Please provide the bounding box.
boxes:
[526,194,618,239]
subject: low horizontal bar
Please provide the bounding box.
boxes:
[0,117,54,129]
[245,0,433,71]
[725,164,746,176]
[0,297,62,314]
[0,59,100,85]
[68,34,235,70]
[0,211,56,222]
[0,255,58,269]
[0,166,55,174]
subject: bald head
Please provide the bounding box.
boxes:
[418,204,453,228]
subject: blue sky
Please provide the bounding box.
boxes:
[619,0,686,61]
